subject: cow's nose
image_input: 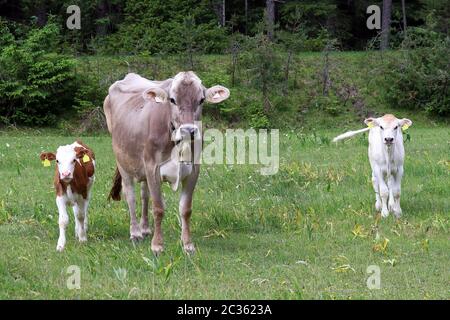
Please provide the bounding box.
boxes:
[187,126,197,135]
[61,171,71,177]
[385,137,394,143]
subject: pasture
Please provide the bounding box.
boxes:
[0,125,448,299]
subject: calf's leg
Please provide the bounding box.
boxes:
[391,167,403,218]
[375,170,389,218]
[73,202,87,242]
[56,196,69,252]
[371,172,382,212]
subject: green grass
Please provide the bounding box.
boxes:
[0,125,448,299]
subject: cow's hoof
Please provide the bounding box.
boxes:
[151,244,164,256]
[130,227,143,241]
[140,226,152,238]
[393,209,402,219]
[375,201,382,212]
[183,243,196,255]
[56,244,65,252]
[381,209,389,218]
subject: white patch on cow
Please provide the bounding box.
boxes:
[56,195,69,252]
[55,143,80,181]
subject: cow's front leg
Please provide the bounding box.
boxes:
[140,181,152,237]
[146,166,165,255]
[371,173,382,212]
[56,196,69,252]
[390,167,403,218]
[73,202,87,242]
[179,165,200,254]
[122,173,142,241]
[375,170,389,218]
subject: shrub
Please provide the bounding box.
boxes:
[0,22,79,125]
[384,27,449,117]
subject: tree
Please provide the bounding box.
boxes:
[380,0,392,50]
[266,0,275,41]
[401,0,407,37]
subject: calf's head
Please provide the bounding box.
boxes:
[142,71,230,142]
[364,114,412,146]
[40,145,89,183]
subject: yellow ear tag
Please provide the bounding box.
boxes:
[82,154,90,163]
[367,122,374,128]
[402,124,410,131]
[42,159,51,167]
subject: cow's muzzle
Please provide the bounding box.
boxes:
[174,124,201,142]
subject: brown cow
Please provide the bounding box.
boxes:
[40,140,96,252]
[104,72,230,254]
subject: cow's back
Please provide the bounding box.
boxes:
[105,73,174,178]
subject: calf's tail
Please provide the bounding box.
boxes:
[332,127,371,142]
[108,167,122,201]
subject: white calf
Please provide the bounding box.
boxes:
[333,114,412,218]
[40,141,96,251]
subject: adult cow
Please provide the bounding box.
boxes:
[333,114,412,218]
[104,72,230,254]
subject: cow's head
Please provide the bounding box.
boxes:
[40,145,88,182]
[142,71,230,142]
[364,114,412,146]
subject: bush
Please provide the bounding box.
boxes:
[384,28,449,117]
[0,22,79,125]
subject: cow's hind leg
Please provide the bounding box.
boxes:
[122,173,143,241]
[373,169,389,218]
[371,173,382,212]
[140,181,152,237]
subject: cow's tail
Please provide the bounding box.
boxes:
[332,127,371,142]
[108,167,122,201]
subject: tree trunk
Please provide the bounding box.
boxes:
[221,0,226,27]
[245,0,248,35]
[96,0,108,36]
[401,0,407,37]
[266,0,275,41]
[380,0,392,50]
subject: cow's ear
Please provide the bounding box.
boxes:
[74,147,87,159]
[399,118,412,127]
[205,85,230,104]
[143,87,168,103]
[40,152,56,161]
[364,117,379,127]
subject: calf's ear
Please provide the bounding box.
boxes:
[399,118,412,127]
[205,85,230,104]
[40,152,56,161]
[143,87,168,103]
[364,117,379,127]
[74,147,88,159]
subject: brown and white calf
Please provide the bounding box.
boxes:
[333,114,413,218]
[40,141,96,251]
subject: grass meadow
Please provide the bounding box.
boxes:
[0,125,448,299]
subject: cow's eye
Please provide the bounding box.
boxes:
[170,98,176,105]
[199,98,205,105]
[394,126,398,130]
[73,159,76,163]
[56,160,59,164]
[380,126,384,130]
